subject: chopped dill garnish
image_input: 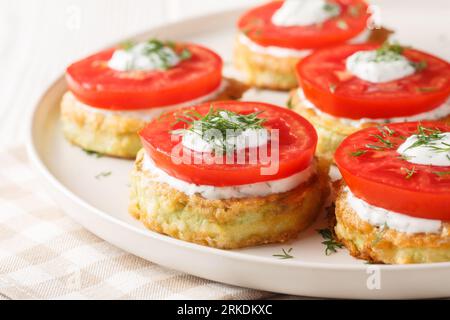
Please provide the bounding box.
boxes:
[95,171,111,179]
[370,134,395,149]
[83,149,103,158]
[404,124,443,151]
[432,171,450,177]
[351,150,367,157]
[329,83,337,93]
[401,166,416,179]
[317,228,343,256]
[273,248,294,260]
[171,106,266,153]
[323,3,340,15]
[410,60,427,71]
[372,223,388,246]
[374,42,405,62]
[286,97,294,110]
[179,48,192,60]
[336,19,348,30]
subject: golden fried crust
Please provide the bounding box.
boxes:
[60,78,248,159]
[334,182,450,264]
[129,149,330,249]
[289,89,450,164]
[233,36,301,91]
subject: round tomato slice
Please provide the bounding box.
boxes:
[238,0,369,50]
[297,43,450,119]
[139,101,317,186]
[335,122,450,220]
[66,43,222,110]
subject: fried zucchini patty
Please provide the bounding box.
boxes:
[233,36,303,91]
[334,183,450,264]
[60,79,248,158]
[129,149,329,249]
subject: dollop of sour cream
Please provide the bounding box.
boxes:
[346,50,416,83]
[346,188,442,234]
[272,0,341,27]
[397,132,450,166]
[108,42,180,71]
[142,152,315,200]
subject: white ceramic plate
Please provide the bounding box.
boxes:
[26,5,450,299]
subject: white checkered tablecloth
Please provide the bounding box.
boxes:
[0,147,274,300]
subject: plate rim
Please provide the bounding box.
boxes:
[25,8,450,278]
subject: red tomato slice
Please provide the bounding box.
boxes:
[66,43,222,110]
[335,122,450,220]
[139,101,317,186]
[238,0,369,50]
[297,43,450,119]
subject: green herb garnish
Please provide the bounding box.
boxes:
[336,19,348,30]
[273,248,294,260]
[120,40,135,51]
[365,144,388,151]
[95,171,111,179]
[401,166,416,179]
[351,150,367,157]
[411,60,427,71]
[372,223,388,246]
[124,38,192,71]
[374,42,405,62]
[404,124,443,151]
[179,48,192,60]
[317,228,343,256]
[83,149,103,158]
[287,97,294,110]
[172,106,266,154]
[329,83,337,93]
[378,125,395,137]
[370,134,395,149]
[432,171,450,177]
[323,3,340,16]
[348,3,363,17]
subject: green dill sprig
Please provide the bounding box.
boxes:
[95,171,111,179]
[172,106,266,153]
[286,97,294,110]
[323,2,340,15]
[378,125,395,137]
[397,154,413,161]
[83,149,103,158]
[370,134,395,149]
[372,223,388,246]
[273,248,294,260]
[123,38,192,71]
[410,60,427,71]
[336,19,348,30]
[329,83,337,93]
[401,166,416,179]
[351,150,367,157]
[404,124,443,151]
[432,171,450,177]
[374,42,405,62]
[317,228,343,256]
